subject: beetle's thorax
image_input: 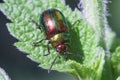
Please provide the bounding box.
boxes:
[50,33,69,47]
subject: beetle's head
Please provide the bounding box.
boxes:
[57,44,67,54]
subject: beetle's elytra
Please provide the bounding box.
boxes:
[30,8,80,73]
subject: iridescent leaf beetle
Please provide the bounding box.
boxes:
[30,8,80,73]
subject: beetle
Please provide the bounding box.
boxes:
[30,8,80,73]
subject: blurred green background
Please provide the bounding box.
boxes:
[108,0,120,38]
[0,0,120,80]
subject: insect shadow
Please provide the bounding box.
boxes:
[65,20,84,63]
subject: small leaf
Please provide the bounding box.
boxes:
[117,76,120,80]
[0,67,11,80]
[111,46,120,77]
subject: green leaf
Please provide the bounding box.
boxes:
[0,0,107,80]
[117,76,120,80]
[101,27,116,80]
[111,46,120,78]
[0,67,11,80]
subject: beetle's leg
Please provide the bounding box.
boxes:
[72,19,81,28]
[64,53,68,60]
[32,38,46,46]
[29,19,42,30]
[48,55,59,73]
[44,41,51,56]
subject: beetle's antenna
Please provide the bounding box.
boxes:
[48,55,59,73]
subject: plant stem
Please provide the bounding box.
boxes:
[80,0,114,80]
